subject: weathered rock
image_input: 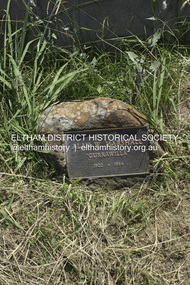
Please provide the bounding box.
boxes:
[38,97,164,175]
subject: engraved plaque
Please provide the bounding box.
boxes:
[65,126,149,179]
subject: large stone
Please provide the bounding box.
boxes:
[38,97,164,174]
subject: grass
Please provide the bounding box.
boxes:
[0,1,190,284]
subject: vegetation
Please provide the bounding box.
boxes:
[0,1,189,284]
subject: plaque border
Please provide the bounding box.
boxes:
[65,126,150,179]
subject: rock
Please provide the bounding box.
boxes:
[38,97,164,175]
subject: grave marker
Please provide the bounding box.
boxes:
[66,126,149,179]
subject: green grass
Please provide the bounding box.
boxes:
[0,2,190,284]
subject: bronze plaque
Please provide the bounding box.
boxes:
[65,126,149,179]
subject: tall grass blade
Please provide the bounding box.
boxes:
[0,75,12,89]
[156,57,166,117]
[8,55,32,114]
[18,38,38,67]
[42,68,88,109]
[153,69,157,121]
[17,1,29,60]
[6,0,13,58]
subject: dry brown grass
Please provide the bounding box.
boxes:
[0,169,189,285]
[177,56,190,131]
